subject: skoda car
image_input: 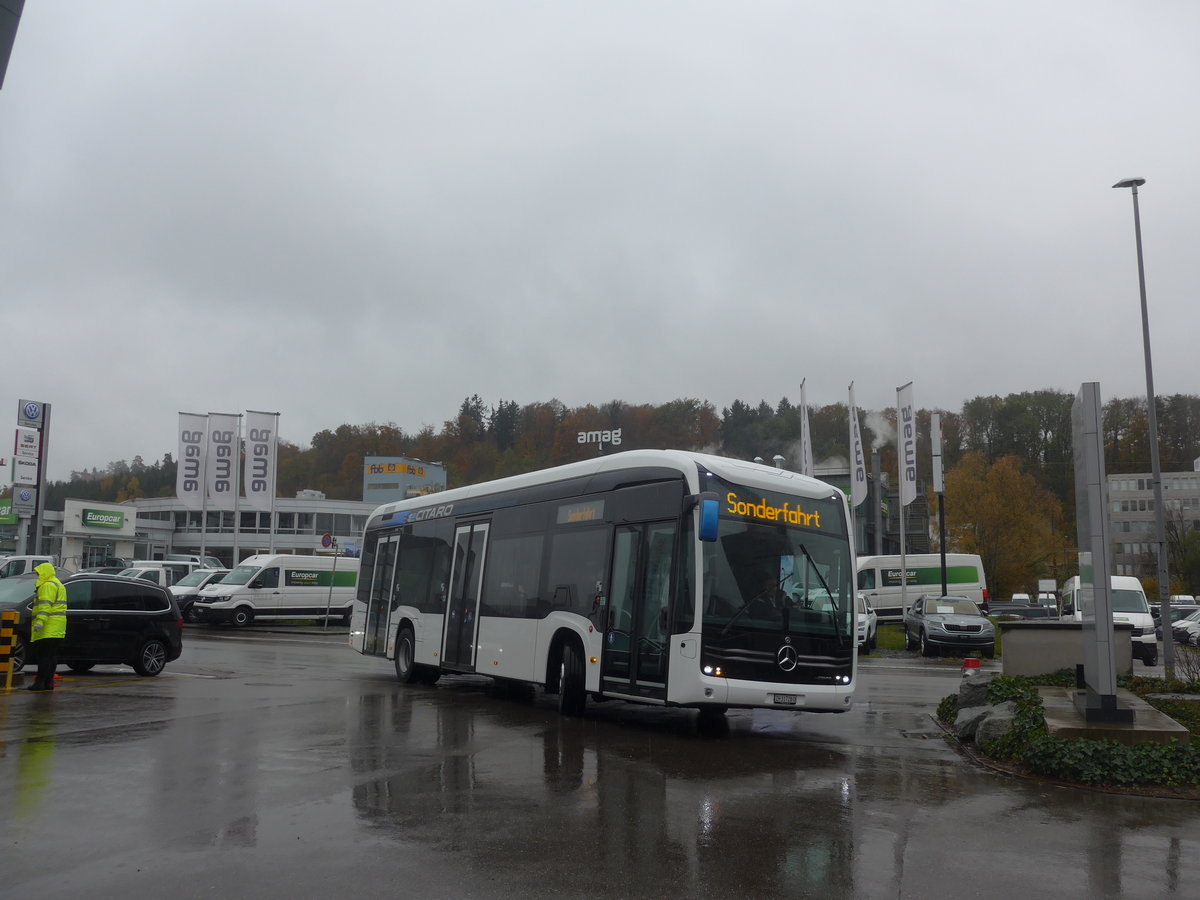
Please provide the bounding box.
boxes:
[0,572,183,677]
[904,594,995,658]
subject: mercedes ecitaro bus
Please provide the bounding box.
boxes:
[350,449,858,718]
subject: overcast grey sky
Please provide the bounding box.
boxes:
[3,2,1198,481]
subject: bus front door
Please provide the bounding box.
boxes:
[364,535,399,656]
[601,521,676,698]
[441,522,489,671]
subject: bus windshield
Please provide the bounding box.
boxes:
[702,521,853,639]
[699,478,854,684]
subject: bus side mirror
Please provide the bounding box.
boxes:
[698,493,719,542]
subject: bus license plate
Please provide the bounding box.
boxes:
[773,693,797,706]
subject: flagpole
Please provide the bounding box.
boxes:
[269,412,279,554]
[896,382,916,616]
[233,414,242,565]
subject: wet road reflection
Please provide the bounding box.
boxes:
[0,636,1197,898]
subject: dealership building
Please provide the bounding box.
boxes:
[40,495,379,570]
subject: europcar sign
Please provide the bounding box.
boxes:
[82,508,124,529]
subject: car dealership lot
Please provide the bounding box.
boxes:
[0,629,1195,899]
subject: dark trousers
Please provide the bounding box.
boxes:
[33,637,63,688]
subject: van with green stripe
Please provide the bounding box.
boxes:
[192,553,359,627]
[856,554,988,622]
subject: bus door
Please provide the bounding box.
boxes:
[441,521,490,671]
[601,521,677,697]
[364,534,399,656]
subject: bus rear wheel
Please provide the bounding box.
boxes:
[394,626,419,684]
[558,642,586,717]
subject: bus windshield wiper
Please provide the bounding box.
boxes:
[721,576,784,636]
[797,543,846,643]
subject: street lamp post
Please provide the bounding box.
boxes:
[1112,176,1173,675]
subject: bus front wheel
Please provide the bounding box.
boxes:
[558,642,586,717]
[394,627,419,684]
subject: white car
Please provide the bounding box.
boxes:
[856,593,878,654]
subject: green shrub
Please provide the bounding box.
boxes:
[936,693,958,724]
[1021,736,1200,787]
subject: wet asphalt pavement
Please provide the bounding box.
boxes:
[1,629,1197,899]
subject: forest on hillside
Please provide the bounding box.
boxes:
[47,390,1200,512]
[42,390,1200,598]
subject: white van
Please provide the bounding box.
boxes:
[163,553,224,569]
[192,554,359,627]
[0,555,56,578]
[1061,575,1158,666]
[131,559,203,583]
[856,553,988,621]
[118,566,180,588]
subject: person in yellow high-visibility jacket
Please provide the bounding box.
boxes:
[29,563,67,692]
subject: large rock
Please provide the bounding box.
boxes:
[957,671,996,710]
[955,704,991,741]
[975,700,1018,746]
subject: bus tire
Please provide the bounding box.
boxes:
[394,626,419,684]
[558,641,586,717]
[231,607,254,628]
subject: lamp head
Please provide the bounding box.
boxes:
[1112,177,1146,189]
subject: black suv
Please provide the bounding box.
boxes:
[0,572,183,677]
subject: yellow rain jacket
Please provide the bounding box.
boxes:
[31,563,67,641]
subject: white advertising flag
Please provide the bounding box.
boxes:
[206,413,240,511]
[176,413,208,510]
[243,410,279,512]
[849,383,867,507]
[897,382,917,507]
[799,380,814,477]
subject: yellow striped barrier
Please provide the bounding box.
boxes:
[1,609,18,690]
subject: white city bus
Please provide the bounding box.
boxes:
[350,450,858,718]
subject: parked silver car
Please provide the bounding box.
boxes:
[904,594,995,658]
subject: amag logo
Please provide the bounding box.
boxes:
[83,508,124,529]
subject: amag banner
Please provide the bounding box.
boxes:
[177,413,208,510]
[206,413,240,510]
[243,410,278,512]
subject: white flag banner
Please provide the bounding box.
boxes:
[799,380,814,477]
[243,410,279,512]
[897,382,917,507]
[849,383,867,507]
[206,413,240,510]
[176,413,208,510]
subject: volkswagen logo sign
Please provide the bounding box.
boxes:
[777,645,799,672]
[23,401,41,420]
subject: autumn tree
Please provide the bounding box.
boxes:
[943,452,1067,601]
